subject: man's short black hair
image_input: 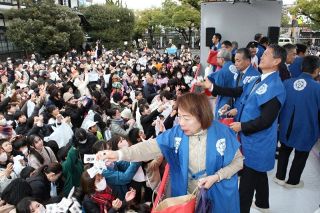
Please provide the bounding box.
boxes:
[260,37,270,45]
[236,48,251,61]
[214,33,222,41]
[246,41,258,48]
[302,55,320,74]
[254,33,263,42]
[296,43,307,55]
[283,43,296,52]
[269,44,287,66]
[222,40,232,48]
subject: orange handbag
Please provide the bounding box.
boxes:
[152,164,197,213]
[152,192,197,213]
[152,188,197,213]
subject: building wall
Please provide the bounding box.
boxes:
[200,0,282,73]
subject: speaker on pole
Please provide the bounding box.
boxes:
[268,26,280,44]
[206,27,215,47]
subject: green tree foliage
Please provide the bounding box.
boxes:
[179,0,201,11]
[105,0,124,7]
[281,13,291,27]
[134,8,166,48]
[134,0,200,47]
[290,0,320,30]
[162,0,200,44]
[171,4,200,44]
[6,0,84,57]
[81,4,134,49]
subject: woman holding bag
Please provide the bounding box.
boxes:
[97,92,243,213]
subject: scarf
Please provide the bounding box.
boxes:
[91,186,115,213]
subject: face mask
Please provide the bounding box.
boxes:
[13,160,25,175]
[38,204,46,213]
[95,178,107,191]
[0,118,7,126]
[78,139,87,144]
[177,75,182,79]
[136,67,140,71]
[0,152,8,162]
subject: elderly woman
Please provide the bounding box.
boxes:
[97,92,243,213]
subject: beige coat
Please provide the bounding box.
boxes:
[119,136,243,192]
[28,146,57,169]
[145,155,163,190]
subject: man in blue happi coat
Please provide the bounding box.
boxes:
[274,55,320,188]
[288,43,307,78]
[211,33,222,51]
[254,33,265,63]
[203,44,287,213]
[207,49,237,120]
[220,48,261,121]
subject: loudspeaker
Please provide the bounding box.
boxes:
[268,26,280,44]
[206,27,215,47]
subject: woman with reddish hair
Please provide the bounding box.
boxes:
[96,92,243,213]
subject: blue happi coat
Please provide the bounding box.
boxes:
[279,73,320,151]
[256,44,265,63]
[288,56,303,78]
[233,65,261,121]
[156,120,240,213]
[238,72,286,172]
[208,61,237,119]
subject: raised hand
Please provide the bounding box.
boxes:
[125,188,136,202]
[230,122,241,133]
[112,198,122,210]
[5,163,13,178]
[96,150,119,162]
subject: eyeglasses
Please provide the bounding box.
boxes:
[177,114,192,121]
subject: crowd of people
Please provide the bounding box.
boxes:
[0,32,319,213]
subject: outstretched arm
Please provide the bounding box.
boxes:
[97,139,162,162]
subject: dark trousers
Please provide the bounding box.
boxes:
[239,165,269,213]
[276,142,309,185]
